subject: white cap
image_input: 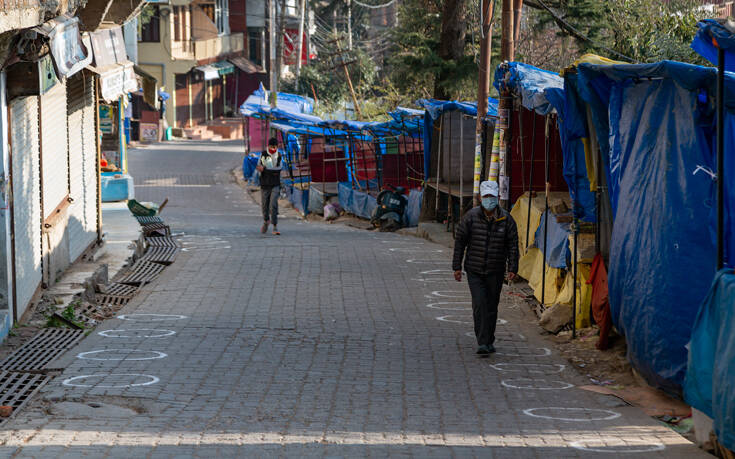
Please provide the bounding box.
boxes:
[480,180,499,197]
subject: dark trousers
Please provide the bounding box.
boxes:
[261,185,279,225]
[467,272,504,346]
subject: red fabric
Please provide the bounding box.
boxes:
[588,253,612,350]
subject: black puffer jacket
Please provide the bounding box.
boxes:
[452,206,519,275]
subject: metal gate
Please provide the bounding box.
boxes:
[9,96,42,319]
[40,81,69,218]
[66,74,96,262]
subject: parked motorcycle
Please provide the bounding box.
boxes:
[371,185,408,232]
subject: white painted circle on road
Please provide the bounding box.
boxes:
[523,407,621,422]
[489,363,566,374]
[390,248,443,253]
[62,373,160,388]
[436,315,472,325]
[77,349,168,361]
[569,440,665,453]
[496,347,551,357]
[501,379,573,390]
[412,278,457,283]
[420,269,456,275]
[118,314,188,321]
[430,291,470,298]
[98,329,177,339]
[425,302,471,311]
[407,259,446,264]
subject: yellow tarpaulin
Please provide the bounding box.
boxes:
[509,191,571,255]
[512,195,593,329]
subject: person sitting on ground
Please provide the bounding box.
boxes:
[452,180,519,356]
[256,137,282,235]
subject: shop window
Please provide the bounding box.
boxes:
[139,5,160,43]
[248,29,261,62]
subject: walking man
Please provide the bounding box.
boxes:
[257,137,282,235]
[453,180,519,355]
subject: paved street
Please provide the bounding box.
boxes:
[0,140,707,457]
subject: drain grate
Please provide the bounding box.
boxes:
[140,246,180,265]
[142,222,171,237]
[0,371,50,418]
[96,294,131,309]
[20,328,84,350]
[102,283,138,299]
[0,329,83,372]
[116,260,165,285]
[135,216,164,225]
[145,236,181,248]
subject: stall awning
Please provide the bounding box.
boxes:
[229,56,265,74]
[212,61,235,76]
[87,61,137,102]
[195,65,220,80]
[134,65,158,107]
[33,14,92,78]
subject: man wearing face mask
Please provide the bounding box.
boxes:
[256,137,283,235]
[452,180,519,355]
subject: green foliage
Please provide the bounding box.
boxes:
[530,0,707,64]
[282,36,378,115]
[44,303,84,329]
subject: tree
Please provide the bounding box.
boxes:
[526,0,707,64]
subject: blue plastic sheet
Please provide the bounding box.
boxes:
[575,60,735,393]
[338,183,353,214]
[692,20,735,71]
[533,210,571,269]
[406,189,423,228]
[685,269,735,450]
[290,186,309,216]
[493,62,564,116]
[243,153,260,183]
[495,62,596,221]
[239,83,314,116]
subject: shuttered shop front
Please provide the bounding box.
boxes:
[66,73,97,261]
[40,81,69,218]
[10,96,42,319]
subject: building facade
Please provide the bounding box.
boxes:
[0,0,144,337]
[137,0,266,130]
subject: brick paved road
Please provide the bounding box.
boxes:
[0,140,707,457]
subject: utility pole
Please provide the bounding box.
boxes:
[473,0,495,204]
[268,0,277,108]
[329,37,363,118]
[295,0,307,88]
[347,0,353,50]
[496,0,516,209]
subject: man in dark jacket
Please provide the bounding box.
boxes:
[256,138,283,235]
[453,180,519,355]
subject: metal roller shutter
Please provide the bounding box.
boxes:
[40,81,69,219]
[82,75,98,242]
[10,96,42,318]
[66,74,96,261]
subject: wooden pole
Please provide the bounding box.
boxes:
[334,38,362,119]
[501,0,514,61]
[474,0,495,205]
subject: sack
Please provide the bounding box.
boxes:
[324,203,342,220]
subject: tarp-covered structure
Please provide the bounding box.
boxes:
[685,269,735,451]
[570,59,735,395]
[239,88,425,224]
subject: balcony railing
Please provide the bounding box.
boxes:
[171,33,244,61]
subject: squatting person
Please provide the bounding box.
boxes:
[257,137,283,235]
[452,180,519,355]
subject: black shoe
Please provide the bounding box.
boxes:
[487,344,496,354]
[476,345,490,355]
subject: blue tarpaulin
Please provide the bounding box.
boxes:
[533,210,571,269]
[240,83,314,116]
[692,19,735,71]
[495,62,595,221]
[406,189,423,228]
[337,182,378,220]
[685,269,735,451]
[494,62,564,116]
[575,60,735,393]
